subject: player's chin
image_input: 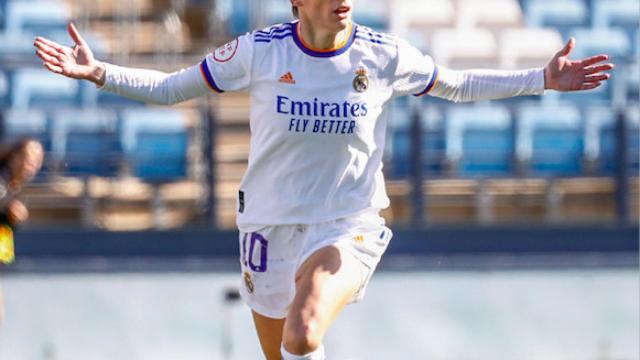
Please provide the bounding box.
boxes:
[328,17,350,31]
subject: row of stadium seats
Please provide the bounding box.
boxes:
[0,0,70,34]
[387,103,639,179]
[1,107,190,183]
[427,26,637,69]
[0,68,143,108]
[0,0,108,64]
[523,0,639,34]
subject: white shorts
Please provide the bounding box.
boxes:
[237,210,392,319]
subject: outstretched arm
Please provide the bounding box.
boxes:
[34,23,208,105]
[429,38,614,103]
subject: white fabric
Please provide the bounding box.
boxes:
[98,20,545,228]
[429,66,546,103]
[238,210,391,319]
[100,63,208,105]
[281,344,326,360]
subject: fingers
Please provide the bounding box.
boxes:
[34,41,62,61]
[34,36,67,54]
[584,63,614,75]
[67,22,86,46]
[580,82,602,91]
[580,54,609,67]
[558,37,575,57]
[35,49,62,66]
[43,62,64,74]
[584,73,610,83]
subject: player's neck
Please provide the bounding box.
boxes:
[297,20,351,51]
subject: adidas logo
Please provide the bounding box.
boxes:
[278,72,296,84]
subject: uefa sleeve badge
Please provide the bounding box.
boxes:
[214,38,239,63]
[353,67,369,93]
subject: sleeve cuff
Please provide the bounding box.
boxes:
[413,66,440,97]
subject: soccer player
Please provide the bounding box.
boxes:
[0,138,45,322]
[33,1,613,358]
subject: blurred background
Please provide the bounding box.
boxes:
[0,0,638,359]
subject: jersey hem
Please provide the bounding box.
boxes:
[236,205,387,232]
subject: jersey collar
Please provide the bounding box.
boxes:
[292,21,356,58]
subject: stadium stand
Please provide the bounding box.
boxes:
[120,108,189,183]
[2,0,70,35]
[431,28,498,68]
[517,104,584,177]
[388,103,446,179]
[456,0,523,30]
[446,105,514,178]
[10,68,80,108]
[499,28,563,69]
[51,108,120,178]
[586,105,640,175]
[1,108,50,153]
[524,0,589,39]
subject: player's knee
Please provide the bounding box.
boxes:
[282,320,323,355]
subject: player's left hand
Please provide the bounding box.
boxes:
[544,38,614,92]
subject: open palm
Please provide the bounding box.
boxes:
[34,23,98,80]
[544,38,614,92]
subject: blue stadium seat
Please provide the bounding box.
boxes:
[0,31,34,62]
[524,0,588,38]
[51,109,121,178]
[10,68,79,108]
[517,104,584,177]
[3,0,70,35]
[389,104,445,178]
[353,0,389,31]
[97,91,145,108]
[228,0,251,36]
[446,105,514,178]
[567,27,632,61]
[1,108,49,149]
[593,0,639,35]
[120,108,189,183]
[586,106,640,175]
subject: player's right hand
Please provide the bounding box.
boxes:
[33,22,105,86]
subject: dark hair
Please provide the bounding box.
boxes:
[292,6,298,18]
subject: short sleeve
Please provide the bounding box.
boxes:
[392,39,439,97]
[200,34,254,93]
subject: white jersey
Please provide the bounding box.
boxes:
[100,20,544,230]
[200,21,438,230]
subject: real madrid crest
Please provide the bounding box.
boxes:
[353,67,369,93]
[243,271,255,294]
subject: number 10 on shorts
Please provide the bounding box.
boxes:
[241,232,268,272]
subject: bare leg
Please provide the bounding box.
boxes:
[282,246,362,355]
[252,311,285,360]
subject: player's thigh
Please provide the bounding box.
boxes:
[252,310,285,360]
[283,245,362,346]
